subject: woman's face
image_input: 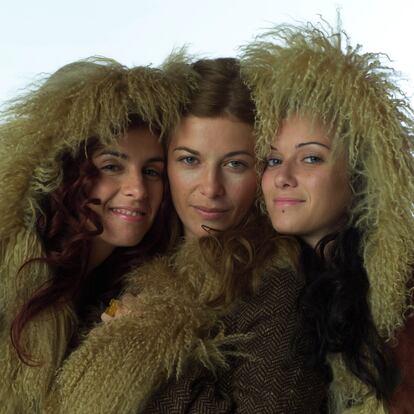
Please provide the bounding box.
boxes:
[168,115,257,239]
[89,127,164,251]
[261,115,352,248]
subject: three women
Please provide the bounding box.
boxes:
[2,21,413,414]
[44,58,325,413]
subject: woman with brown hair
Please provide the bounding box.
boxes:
[0,56,190,413]
[242,20,414,413]
[47,58,326,413]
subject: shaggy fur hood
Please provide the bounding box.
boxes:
[241,21,414,413]
[0,55,194,413]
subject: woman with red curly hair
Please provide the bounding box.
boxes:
[0,56,191,412]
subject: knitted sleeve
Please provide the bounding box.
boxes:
[43,263,233,414]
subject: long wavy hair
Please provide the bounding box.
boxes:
[241,20,414,411]
[172,58,298,306]
[299,228,398,400]
[11,118,173,365]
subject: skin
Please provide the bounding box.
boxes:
[102,115,258,321]
[167,115,257,239]
[261,114,352,248]
[88,127,164,271]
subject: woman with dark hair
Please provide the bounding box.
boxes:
[0,57,190,413]
[242,21,414,413]
[46,58,326,414]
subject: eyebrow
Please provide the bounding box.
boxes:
[224,150,255,159]
[173,147,254,158]
[172,146,200,156]
[96,150,164,163]
[96,150,128,159]
[296,141,330,149]
[270,141,331,151]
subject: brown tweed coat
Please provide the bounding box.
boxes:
[144,267,327,413]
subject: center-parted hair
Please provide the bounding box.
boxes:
[185,57,255,124]
[178,58,297,307]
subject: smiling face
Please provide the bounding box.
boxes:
[88,127,164,255]
[168,115,257,239]
[261,115,352,248]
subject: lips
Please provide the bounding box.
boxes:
[109,207,146,222]
[274,198,305,207]
[192,205,229,220]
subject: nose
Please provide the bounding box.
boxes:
[122,172,148,200]
[273,160,298,189]
[199,166,225,198]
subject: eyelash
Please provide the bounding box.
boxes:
[178,156,198,165]
[225,160,248,170]
[266,158,281,168]
[143,167,162,178]
[177,156,249,170]
[303,155,324,164]
[265,155,324,167]
[100,163,122,173]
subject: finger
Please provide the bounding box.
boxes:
[101,312,113,323]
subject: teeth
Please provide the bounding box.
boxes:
[112,208,144,216]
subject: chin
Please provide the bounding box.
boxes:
[109,236,145,248]
[271,221,298,236]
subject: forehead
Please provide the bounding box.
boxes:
[274,115,331,148]
[170,115,254,151]
[93,128,163,159]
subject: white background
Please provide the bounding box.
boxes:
[1,0,413,106]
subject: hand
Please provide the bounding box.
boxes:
[101,293,135,322]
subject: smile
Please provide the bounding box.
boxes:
[110,208,146,222]
[274,198,305,207]
[192,206,229,220]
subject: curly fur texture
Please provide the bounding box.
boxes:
[0,55,194,413]
[241,20,414,413]
[44,238,276,414]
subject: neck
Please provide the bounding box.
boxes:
[87,238,115,274]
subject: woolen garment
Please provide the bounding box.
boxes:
[389,314,414,413]
[0,56,194,413]
[144,266,327,413]
[44,239,326,414]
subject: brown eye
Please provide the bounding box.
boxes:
[100,163,122,173]
[143,167,161,177]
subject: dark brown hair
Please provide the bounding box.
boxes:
[11,116,172,364]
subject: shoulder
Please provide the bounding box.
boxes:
[123,254,173,296]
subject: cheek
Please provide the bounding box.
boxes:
[231,174,257,210]
[167,164,188,193]
[88,176,113,201]
[311,170,351,215]
[149,182,164,209]
[331,174,352,213]
[168,167,201,204]
[167,168,193,215]
[261,170,274,204]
